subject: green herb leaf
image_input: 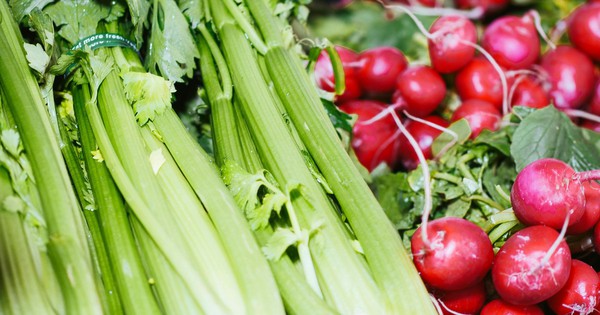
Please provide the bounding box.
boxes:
[146,0,199,82]
[121,72,174,125]
[24,43,50,74]
[44,0,115,45]
[511,106,600,172]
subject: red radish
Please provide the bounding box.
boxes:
[393,65,446,117]
[391,0,439,6]
[568,3,600,61]
[510,76,549,109]
[428,15,477,74]
[540,45,596,110]
[398,115,448,170]
[454,0,508,15]
[411,217,494,291]
[491,225,572,306]
[338,100,402,171]
[567,181,600,235]
[511,158,585,229]
[450,99,502,139]
[314,46,362,102]
[593,221,600,254]
[546,259,600,315]
[480,299,544,315]
[356,46,409,96]
[586,80,600,117]
[582,120,600,133]
[432,281,487,315]
[481,14,540,70]
[455,57,506,109]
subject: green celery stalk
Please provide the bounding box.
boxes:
[199,36,338,315]
[107,30,285,314]
[56,105,122,315]
[241,1,436,312]
[0,2,102,313]
[209,1,387,313]
[72,84,162,315]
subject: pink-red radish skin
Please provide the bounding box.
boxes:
[398,116,448,171]
[546,259,600,315]
[314,46,362,102]
[432,281,487,315]
[540,46,596,110]
[451,99,502,139]
[482,14,540,70]
[357,46,409,95]
[393,65,446,118]
[480,299,544,315]
[455,57,506,109]
[455,0,509,15]
[428,15,478,74]
[567,181,600,235]
[411,217,494,291]
[568,3,600,61]
[510,76,550,109]
[338,100,402,171]
[510,158,585,229]
[491,225,572,306]
[582,120,600,133]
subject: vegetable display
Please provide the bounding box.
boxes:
[2,0,600,314]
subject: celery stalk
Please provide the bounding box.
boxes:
[0,2,102,313]
[241,1,437,312]
[72,84,162,315]
[209,1,387,313]
[200,37,338,315]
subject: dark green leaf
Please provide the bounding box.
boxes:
[511,106,600,172]
[322,98,352,134]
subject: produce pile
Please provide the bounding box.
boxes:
[1,0,600,314]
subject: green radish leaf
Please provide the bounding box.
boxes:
[322,98,353,135]
[431,119,471,157]
[511,106,600,172]
[146,0,199,82]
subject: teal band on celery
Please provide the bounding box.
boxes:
[70,33,138,53]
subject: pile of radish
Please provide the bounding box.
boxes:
[312,0,600,313]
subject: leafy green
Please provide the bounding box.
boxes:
[124,0,151,45]
[8,0,54,22]
[511,106,600,172]
[145,0,199,82]
[121,71,175,125]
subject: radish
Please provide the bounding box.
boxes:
[431,281,487,315]
[450,99,502,139]
[454,0,508,15]
[593,221,600,254]
[567,181,600,235]
[390,0,439,7]
[411,217,494,291]
[546,259,600,315]
[481,13,540,70]
[568,3,600,61]
[392,65,446,118]
[510,158,585,229]
[539,45,596,110]
[582,120,600,133]
[398,115,448,170]
[480,299,544,315]
[491,225,572,306]
[338,100,402,171]
[356,46,409,96]
[455,57,506,110]
[509,75,549,109]
[427,15,477,74]
[586,80,600,117]
[314,46,363,103]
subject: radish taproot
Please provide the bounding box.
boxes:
[546,259,599,315]
[491,225,572,306]
[510,158,585,229]
[450,99,502,139]
[338,100,402,171]
[480,299,544,315]
[481,13,540,70]
[428,15,477,74]
[393,65,446,118]
[397,115,448,170]
[411,217,494,291]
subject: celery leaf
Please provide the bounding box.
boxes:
[24,43,50,75]
[149,148,166,174]
[1,130,22,159]
[121,72,174,125]
[44,0,116,45]
[8,0,54,22]
[179,0,203,28]
[146,0,199,82]
[262,228,301,260]
[2,195,25,213]
[124,0,150,46]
